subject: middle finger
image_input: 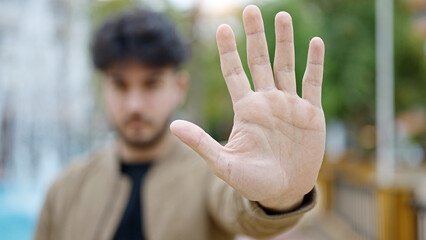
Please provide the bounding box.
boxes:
[243,5,275,91]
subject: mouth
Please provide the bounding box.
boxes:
[126,120,146,130]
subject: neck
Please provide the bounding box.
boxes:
[118,132,175,164]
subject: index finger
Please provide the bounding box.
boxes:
[216,24,252,103]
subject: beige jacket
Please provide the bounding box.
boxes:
[35,138,316,240]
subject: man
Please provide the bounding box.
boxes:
[35,4,325,240]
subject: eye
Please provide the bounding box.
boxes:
[111,77,127,91]
[144,77,162,89]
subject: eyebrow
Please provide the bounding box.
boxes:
[108,72,124,80]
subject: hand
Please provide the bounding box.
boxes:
[171,5,325,212]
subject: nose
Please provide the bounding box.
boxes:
[125,89,146,113]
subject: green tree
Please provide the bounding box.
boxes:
[89,0,426,146]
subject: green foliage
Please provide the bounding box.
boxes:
[90,0,137,27]
[394,1,426,111]
[315,0,377,125]
[197,0,426,141]
[89,0,426,142]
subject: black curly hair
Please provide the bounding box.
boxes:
[91,9,189,71]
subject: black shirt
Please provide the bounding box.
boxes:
[113,161,151,240]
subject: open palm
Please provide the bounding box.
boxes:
[171,5,325,211]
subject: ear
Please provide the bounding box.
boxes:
[175,70,190,107]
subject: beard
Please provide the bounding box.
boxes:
[114,113,172,150]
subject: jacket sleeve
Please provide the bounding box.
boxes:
[34,183,56,240]
[206,174,317,238]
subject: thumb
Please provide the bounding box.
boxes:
[170,120,223,169]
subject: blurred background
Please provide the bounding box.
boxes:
[0,0,425,239]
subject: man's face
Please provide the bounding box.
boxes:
[103,61,188,149]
